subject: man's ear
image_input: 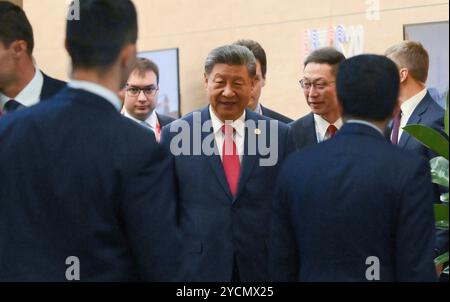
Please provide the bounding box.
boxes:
[399,68,408,84]
[10,40,28,59]
[203,73,209,89]
[261,76,266,87]
[121,44,137,69]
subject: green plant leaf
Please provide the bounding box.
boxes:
[441,193,449,204]
[430,157,449,188]
[434,204,449,222]
[403,124,449,160]
[434,252,449,266]
[445,93,449,137]
[436,221,449,229]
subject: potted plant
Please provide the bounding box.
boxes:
[403,94,449,276]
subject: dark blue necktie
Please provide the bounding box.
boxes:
[3,99,23,113]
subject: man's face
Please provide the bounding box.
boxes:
[205,63,255,122]
[0,41,16,93]
[248,60,265,111]
[302,63,339,121]
[124,70,158,121]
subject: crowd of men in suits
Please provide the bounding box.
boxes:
[0,0,447,282]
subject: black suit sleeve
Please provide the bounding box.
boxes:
[120,144,181,281]
[268,163,299,281]
[395,158,437,281]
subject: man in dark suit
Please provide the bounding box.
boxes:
[233,39,293,124]
[161,44,293,282]
[122,57,175,142]
[384,41,445,160]
[0,1,65,115]
[289,47,345,151]
[0,0,180,281]
[385,40,447,278]
[269,54,437,282]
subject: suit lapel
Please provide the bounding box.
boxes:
[399,95,429,147]
[234,110,259,202]
[306,113,318,145]
[201,107,234,200]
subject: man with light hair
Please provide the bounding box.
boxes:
[385,40,447,280]
[384,40,444,160]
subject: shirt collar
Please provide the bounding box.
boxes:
[0,67,44,110]
[400,88,427,119]
[313,113,343,140]
[346,119,384,136]
[209,105,246,138]
[254,102,262,115]
[68,80,122,112]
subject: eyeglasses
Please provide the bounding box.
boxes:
[125,85,158,97]
[299,79,335,91]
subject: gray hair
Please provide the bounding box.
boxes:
[204,44,257,78]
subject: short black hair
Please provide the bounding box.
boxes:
[304,47,345,75]
[336,54,399,121]
[204,44,256,78]
[66,0,137,71]
[0,1,34,54]
[233,39,267,78]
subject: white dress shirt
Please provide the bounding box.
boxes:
[254,102,263,115]
[346,119,384,136]
[313,114,343,142]
[123,109,159,136]
[0,67,44,111]
[397,88,427,141]
[68,80,122,112]
[209,105,245,162]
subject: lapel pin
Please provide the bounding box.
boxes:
[254,128,261,135]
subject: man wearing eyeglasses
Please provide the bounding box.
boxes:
[122,57,175,142]
[290,47,345,151]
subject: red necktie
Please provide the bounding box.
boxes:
[325,124,338,139]
[222,125,240,197]
[155,119,161,143]
[391,110,402,144]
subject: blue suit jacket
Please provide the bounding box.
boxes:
[387,92,445,160]
[269,123,437,282]
[0,87,180,281]
[40,73,66,101]
[161,106,294,281]
[289,112,318,151]
[260,105,293,124]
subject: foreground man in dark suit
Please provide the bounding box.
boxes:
[269,54,437,282]
[161,44,293,281]
[0,0,180,281]
[0,1,65,115]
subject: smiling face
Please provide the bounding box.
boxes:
[302,62,340,122]
[205,63,255,122]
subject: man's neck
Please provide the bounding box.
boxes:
[399,81,426,105]
[321,110,341,124]
[3,61,36,98]
[71,68,120,94]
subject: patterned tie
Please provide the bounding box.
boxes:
[325,124,338,139]
[221,124,240,197]
[391,110,402,145]
[3,99,23,113]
